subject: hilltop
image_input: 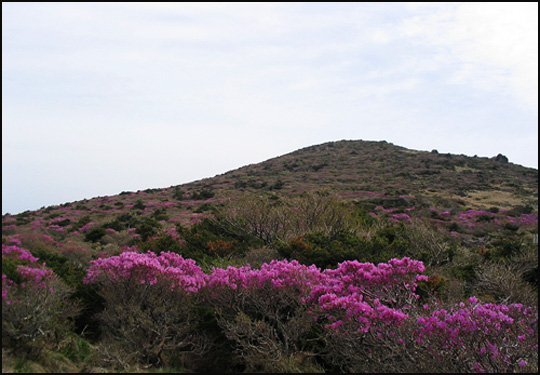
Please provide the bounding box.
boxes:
[212,139,538,208]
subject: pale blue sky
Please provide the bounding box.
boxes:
[2,2,538,215]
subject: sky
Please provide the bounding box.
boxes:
[2,2,538,215]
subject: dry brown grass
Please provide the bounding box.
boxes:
[462,189,530,209]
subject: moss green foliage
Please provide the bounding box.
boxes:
[151,208,169,221]
[28,249,85,286]
[172,187,185,201]
[485,237,524,260]
[139,234,184,254]
[2,257,24,284]
[84,227,107,243]
[108,213,139,231]
[135,217,161,241]
[133,199,146,210]
[59,335,93,363]
[191,189,215,200]
[277,224,411,268]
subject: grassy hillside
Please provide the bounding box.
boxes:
[2,140,538,373]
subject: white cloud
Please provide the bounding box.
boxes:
[399,2,538,112]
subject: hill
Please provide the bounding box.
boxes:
[4,139,536,241]
[2,139,538,373]
[3,139,538,265]
[212,139,538,209]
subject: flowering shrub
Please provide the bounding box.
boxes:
[306,258,429,372]
[83,251,538,372]
[203,260,327,372]
[201,257,429,371]
[2,244,78,357]
[316,257,427,306]
[84,251,209,368]
[2,245,40,263]
[84,250,207,293]
[311,259,425,327]
[415,297,538,373]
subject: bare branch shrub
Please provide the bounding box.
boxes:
[216,192,357,245]
[2,277,79,358]
[203,283,321,372]
[404,218,455,268]
[96,279,209,369]
[476,260,538,306]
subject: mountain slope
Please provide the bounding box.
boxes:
[210,139,537,210]
[3,139,537,237]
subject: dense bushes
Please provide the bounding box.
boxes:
[3,236,538,372]
[2,188,538,372]
[84,251,208,368]
[84,227,107,243]
[202,261,324,372]
[80,251,538,372]
[173,218,264,263]
[276,225,411,268]
[2,245,79,358]
[215,192,362,245]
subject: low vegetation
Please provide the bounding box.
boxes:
[2,140,538,372]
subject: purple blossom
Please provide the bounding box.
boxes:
[2,245,39,262]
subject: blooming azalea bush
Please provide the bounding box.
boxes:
[83,251,209,369]
[2,244,79,357]
[307,257,430,372]
[202,260,327,372]
[414,297,538,373]
[83,250,538,372]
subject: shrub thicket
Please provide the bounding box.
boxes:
[276,225,411,268]
[80,252,538,372]
[2,245,80,358]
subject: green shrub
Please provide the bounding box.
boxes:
[152,208,170,221]
[451,263,477,283]
[485,238,523,260]
[173,187,185,201]
[133,200,146,210]
[192,189,215,200]
[84,227,107,243]
[102,219,124,232]
[69,215,92,232]
[28,249,86,287]
[139,234,184,254]
[59,335,94,363]
[175,218,263,263]
[2,257,24,284]
[269,179,285,190]
[53,218,72,227]
[194,202,214,213]
[277,225,411,268]
[135,217,161,242]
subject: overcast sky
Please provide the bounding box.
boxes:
[2,2,538,215]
